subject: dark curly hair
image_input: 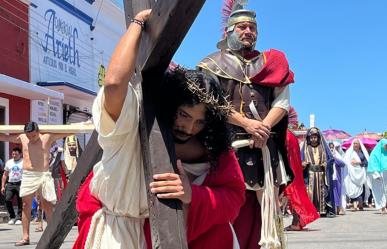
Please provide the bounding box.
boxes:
[159,68,231,166]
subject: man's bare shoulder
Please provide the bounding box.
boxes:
[18,134,27,141]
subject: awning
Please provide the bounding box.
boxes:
[0,74,64,100]
[36,81,96,103]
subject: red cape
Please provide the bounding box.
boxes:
[284,131,319,228]
[250,49,295,87]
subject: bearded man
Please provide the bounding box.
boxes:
[198,1,294,248]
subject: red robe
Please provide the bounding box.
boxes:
[73,150,245,249]
[284,131,319,228]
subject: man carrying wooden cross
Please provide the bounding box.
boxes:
[0,121,72,246]
[73,9,245,249]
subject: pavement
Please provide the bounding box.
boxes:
[0,208,385,248]
[285,208,387,249]
[0,221,77,249]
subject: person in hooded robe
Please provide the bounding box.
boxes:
[343,139,369,211]
[367,139,387,214]
[62,135,83,176]
[328,142,346,214]
[301,127,335,217]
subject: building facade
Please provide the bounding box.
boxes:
[0,0,126,159]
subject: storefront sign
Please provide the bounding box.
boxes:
[30,1,95,92]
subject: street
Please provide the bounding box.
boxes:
[0,208,385,248]
[285,208,387,249]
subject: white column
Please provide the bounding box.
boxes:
[310,114,315,128]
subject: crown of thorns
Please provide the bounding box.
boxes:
[174,66,233,117]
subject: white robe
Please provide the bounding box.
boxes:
[343,151,366,199]
[85,84,149,249]
[369,171,387,209]
[343,141,369,199]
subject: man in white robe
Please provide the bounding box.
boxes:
[73,9,245,249]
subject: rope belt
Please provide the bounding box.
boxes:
[258,146,281,249]
[84,207,141,249]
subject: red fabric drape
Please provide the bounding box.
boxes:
[284,131,319,228]
[72,172,102,249]
[251,49,295,87]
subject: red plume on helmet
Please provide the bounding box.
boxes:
[221,0,236,31]
[221,0,248,33]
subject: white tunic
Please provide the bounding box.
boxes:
[86,84,149,249]
[369,171,387,210]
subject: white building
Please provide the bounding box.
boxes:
[29,0,126,147]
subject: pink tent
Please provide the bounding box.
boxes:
[322,129,351,141]
[342,137,378,150]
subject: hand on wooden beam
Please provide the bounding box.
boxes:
[149,159,192,204]
[134,9,152,23]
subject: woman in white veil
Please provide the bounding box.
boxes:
[343,139,369,211]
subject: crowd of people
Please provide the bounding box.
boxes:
[283,127,387,233]
[0,1,386,249]
[0,124,82,246]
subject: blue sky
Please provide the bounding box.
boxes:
[123,1,387,136]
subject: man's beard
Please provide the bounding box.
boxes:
[241,43,255,52]
[69,149,77,156]
[173,129,193,144]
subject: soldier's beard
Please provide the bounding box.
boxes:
[227,31,256,52]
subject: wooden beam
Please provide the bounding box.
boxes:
[0,123,94,133]
[36,132,102,249]
[126,1,206,248]
[37,1,205,248]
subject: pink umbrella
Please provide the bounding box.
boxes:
[354,132,383,140]
[342,137,378,150]
[322,129,351,141]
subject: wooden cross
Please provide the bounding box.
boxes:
[36,1,206,248]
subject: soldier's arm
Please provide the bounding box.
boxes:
[103,9,151,121]
[262,107,287,129]
[263,86,290,129]
[227,111,270,140]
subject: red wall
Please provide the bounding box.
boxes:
[0,92,30,154]
[0,93,30,125]
[0,0,29,82]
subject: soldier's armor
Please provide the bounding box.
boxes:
[198,50,293,188]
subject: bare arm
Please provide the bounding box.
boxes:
[103,10,151,121]
[0,134,21,143]
[1,171,8,194]
[262,107,287,130]
[48,133,74,143]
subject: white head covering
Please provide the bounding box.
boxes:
[343,139,369,198]
[64,135,81,172]
[344,139,369,163]
[333,141,345,156]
